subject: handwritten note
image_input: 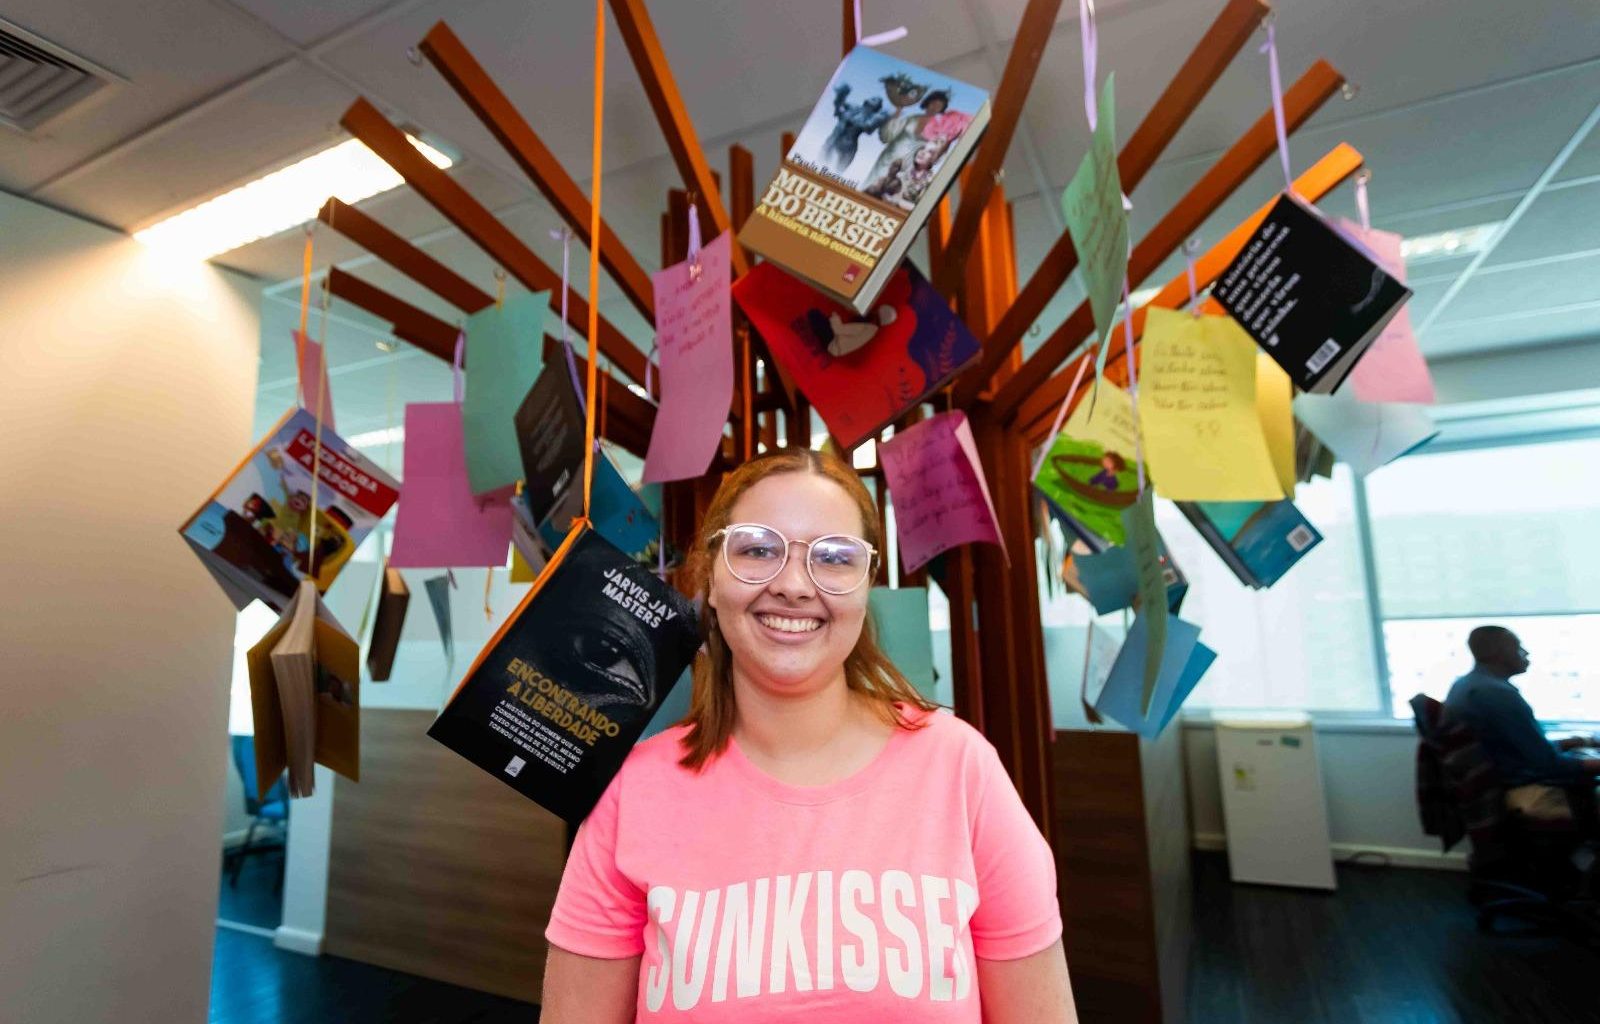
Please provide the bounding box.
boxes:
[879,411,1004,575]
[389,403,514,569]
[1257,353,1296,497]
[1293,392,1439,478]
[1141,308,1285,502]
[463,289,548,498]
[1061,75,1129,366]
[1123,489,1168,714]
[293,330,336,430]
[1337,219,1436,405]
[644,231,734,482]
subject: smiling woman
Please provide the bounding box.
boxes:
[537,448,1078,1024]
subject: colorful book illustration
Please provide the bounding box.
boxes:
[1032,381,1140,550]
[1178,498,1323,589]
[738,45,991,312]
[1212,192,1412,394]
[180,407,400,611]
[733,261,982,451]
[535,442,671,570]
[246,580,360,800]
[428,526,700,823]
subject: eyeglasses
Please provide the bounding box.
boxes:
[713,523,877,595]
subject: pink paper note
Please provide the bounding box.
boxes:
[389,402,513,569]
[293,330,336,430]
[643,231,734,483]
[1337,220,1436,405]
[879,411,1006,574]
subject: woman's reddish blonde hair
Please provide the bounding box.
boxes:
[676,447,939,770]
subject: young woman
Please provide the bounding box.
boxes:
[540,448,1076,1022]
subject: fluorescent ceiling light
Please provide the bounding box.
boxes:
[347,425,405,449]
[1399,222,1501,264]
[135,135,452,262]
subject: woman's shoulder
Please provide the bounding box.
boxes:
[619,723,696,777]
[897,704,997,764]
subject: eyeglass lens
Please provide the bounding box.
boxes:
[723,524,871,593]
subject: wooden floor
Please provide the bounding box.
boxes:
[1189,853,1599,1024]
[207,852,1597,1023]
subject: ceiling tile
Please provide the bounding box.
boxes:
[226,0,403,48]
[1482,179,1600,266]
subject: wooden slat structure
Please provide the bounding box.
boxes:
[309,3,1369,1015]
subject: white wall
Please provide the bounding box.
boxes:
[1182,721,1466,870]
[0,191,261,1022]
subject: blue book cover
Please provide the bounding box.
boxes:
[1187,499,1322,589]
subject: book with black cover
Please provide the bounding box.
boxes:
[1211,192,1411,394]
[365,563,409,682]
[733,261,982,450]
[1177,498,1323,589]
[515,361,587,526]
[428,525,700,823]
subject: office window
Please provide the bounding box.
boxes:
[1155,466,1381,712]
[1365,437,1600,721]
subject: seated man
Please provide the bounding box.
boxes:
[1444,625,1600,826]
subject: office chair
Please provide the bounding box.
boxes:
[227,734,289,888]
[1411,694,1598,941]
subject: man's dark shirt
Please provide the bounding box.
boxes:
[1444,666,1584,787]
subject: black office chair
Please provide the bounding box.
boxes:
[1411,694,1598,940]
[227,735,289,888]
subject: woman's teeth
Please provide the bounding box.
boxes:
[756,613,822,634]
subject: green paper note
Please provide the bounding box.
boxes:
[1123,488,1168,715]
[463,289,549,497]
[1061,75,1129,375]
[868,586,937,701]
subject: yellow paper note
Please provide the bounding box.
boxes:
[510,547,538,584]
[1140,307,1284,502]
[1256,353,1296,498]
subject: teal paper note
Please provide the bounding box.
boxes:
[1061,75,1129,372]
[869,587,937,700]
[463,289,549,497]
[1096,615,1214,739]
[1122,488,1168,715]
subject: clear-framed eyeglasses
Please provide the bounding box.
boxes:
[713,523,878,595]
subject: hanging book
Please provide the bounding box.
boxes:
[733,262,981,450]
[1032,381,1140,551]
[1177,498,1323,589]
[180,407,400,611]
[245,580,360,800]
[536,442,671,570]
[738,46,991,312]
[1211,192,1411,394]
[515,360,589,526]
[366,562,410,682]
[428,526,700,823]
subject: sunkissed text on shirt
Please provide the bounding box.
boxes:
[644,869,978,1012]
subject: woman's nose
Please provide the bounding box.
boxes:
[766,543,817,598]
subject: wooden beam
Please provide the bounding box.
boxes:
[326,267,459,363]
[1011,143,1365,438]
[843,0,857,56]
[608,0,749,276]
[418,22,656,324]
[956,0,1270,405]
[990,59,1346,419]
[317,199,494,314]
[539,336,656,459]
[932,0,1062,295]
[339,97,649,386]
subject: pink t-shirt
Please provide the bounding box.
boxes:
[545,705,1061,1021]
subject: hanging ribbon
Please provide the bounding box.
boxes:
[1183,236,1203,314]
[1260,17,1293,192]
[686,201,703,281]
[1030,349,1096,481]
[643,344,660,402]
[451,329,465,405]
[494,267,506,309]
[580,0,606,523]
[1078,0,1099,130]
[483,567,494,622]
[851,0,908,47]
[303,276,332,583]
[1355,169,1373,231]
[295,226,314,395]
[550,227,587,416]
[1120,277,1145,495]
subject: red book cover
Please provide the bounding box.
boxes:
[732,262,981,450]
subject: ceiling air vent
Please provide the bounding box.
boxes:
[0,18,122,133]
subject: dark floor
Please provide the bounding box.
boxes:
[218,844,286,931]
[208,853,1597,1023]
[1189,852,1599,1024]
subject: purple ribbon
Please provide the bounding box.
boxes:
[1355,170,1372,231]
[1120,277,1145,495]
[1260,20,1293,191]
[1079,0,1099,130]
[550,227,587,416]
[451,329,465,405]
[1032,355,1095,480]
[1183,236,1203,313]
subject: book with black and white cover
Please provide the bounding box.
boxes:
[428,526,700,823]
[1211,192,1412,394]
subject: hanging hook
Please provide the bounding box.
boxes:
[1341,81,1361,101]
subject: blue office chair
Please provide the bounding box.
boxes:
[228,735,289,888]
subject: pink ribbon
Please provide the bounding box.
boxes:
[1032,354,1095,481]
[1260,20,1293,191]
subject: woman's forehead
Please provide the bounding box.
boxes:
[729,472,865,535]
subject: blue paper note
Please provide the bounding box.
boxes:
[1095,615,1215,739]
[869,587,937,700]
[1074,546,1138,614]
